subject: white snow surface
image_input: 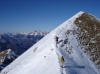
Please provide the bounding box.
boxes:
[0,11,100,74]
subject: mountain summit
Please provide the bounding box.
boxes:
[0,11,100,74]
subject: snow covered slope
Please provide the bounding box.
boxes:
[0,11,100,74]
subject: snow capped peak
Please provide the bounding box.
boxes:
[54,11,85,30]
[1,12,100,74]
[77,11,85,14]
[6,49,17,59]
[0,49,17,71]
[7,49,11,54]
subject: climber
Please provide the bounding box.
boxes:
[55,36,59,44]
[60,56,65,68]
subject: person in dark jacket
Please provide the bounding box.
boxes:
[55,36,59,44]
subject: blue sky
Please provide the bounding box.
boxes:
[0,0,100,32]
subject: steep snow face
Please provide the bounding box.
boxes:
[0,11,100,74]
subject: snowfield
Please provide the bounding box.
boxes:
[0,11,100,74]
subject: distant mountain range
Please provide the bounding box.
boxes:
[0,31,48,55]
[0,31,48,71]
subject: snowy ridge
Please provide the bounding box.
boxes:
[0,11,100,74]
